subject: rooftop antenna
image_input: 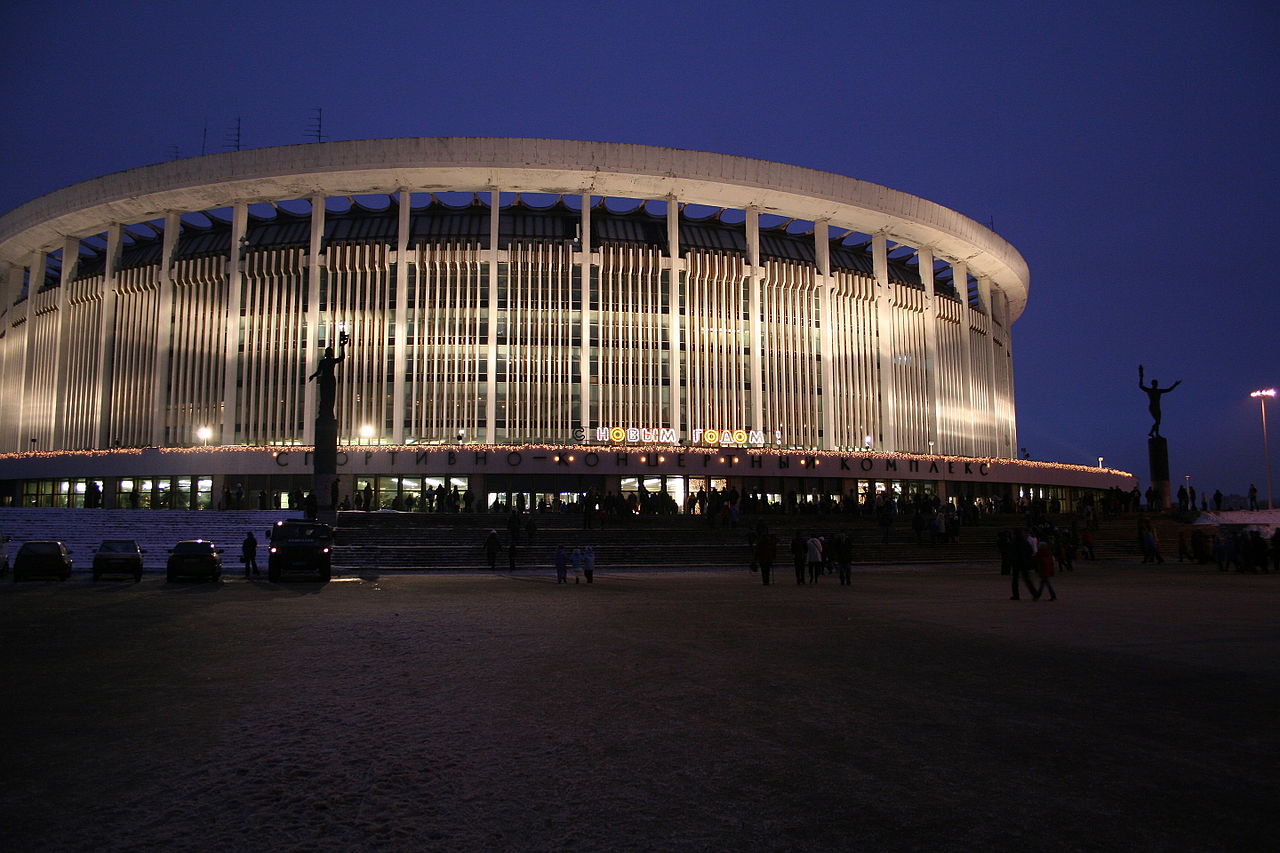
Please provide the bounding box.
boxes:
[307,107,326,143]
[167,144,182,161]
[224,117,242,152]
[201,119,208,156]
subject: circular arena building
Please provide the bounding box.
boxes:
[0,138,1132,512]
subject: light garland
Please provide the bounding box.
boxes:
[0,443,1134,477]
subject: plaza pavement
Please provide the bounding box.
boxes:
[2,562,1275,852]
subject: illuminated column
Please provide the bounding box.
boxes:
[151,212,180,446]
[1001,289,1017,458]
[485,190,498,444]
[978,275,998,454]
[50,236,77,448]
[666,196,682,438]
[579,192,592,434]
[21,251,46,448]
[93,230,120,448]
[815,220,836,450]
[746,207,764,430]
[220,203,247,444]
[303,195,325,445]
[916,247,942,451]
[392,189,410,444]
[1,262,23,450]
[954,260,976,453]
[872,233,896,451]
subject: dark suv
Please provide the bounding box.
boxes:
[166,540,223,582]
[13,541,73,582]
[268,520,334,582]
[93,540,145,582]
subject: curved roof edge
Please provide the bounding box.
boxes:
[0,138,1030,318]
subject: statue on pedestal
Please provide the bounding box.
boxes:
[308,329,349,419]
[1139,364,1180,438]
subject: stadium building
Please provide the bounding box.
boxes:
[0,138,1133,511]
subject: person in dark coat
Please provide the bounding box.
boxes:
[1010,529,1039,600]
[790,533,807,585]
[241,531,260,579]
[483,530,502,571]
[754,525,777,585]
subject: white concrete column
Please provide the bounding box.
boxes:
[392,189,410,444]
[50,236,78,448]
[22,251,47,449]
[93,230,120,448]
[979,275,998,455]
[815,221,836,450]
[917,247,941,452]
[666,197,681,437]
[1001,289,1017,458]
[954,261,976,453]
[220,203,248,444]
[579,193,592,434]
[485,190,499,444]
[150,212,180,446]
[303,195,325,444]
[1,262,24,450]
[872,234,896,451]
[746,208,764,431]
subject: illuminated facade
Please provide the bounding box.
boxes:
[0,138,1131,508]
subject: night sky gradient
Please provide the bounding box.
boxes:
[2,0,1276,497]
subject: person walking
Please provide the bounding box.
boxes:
[241,531,260,579]
[806,535,824,585]
[791,532,807,585]
[570,547,582,583]
[583,545,595,583]
[554,545,568,584]
[483,529,502,571]
[754,525,777,585]
[1010,528,1040,600]
[1034,539,1058,601]
[833,532,853,586]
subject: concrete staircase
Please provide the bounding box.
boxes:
[0,506,1204,575]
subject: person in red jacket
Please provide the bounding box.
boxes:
[1034,540,1057,601]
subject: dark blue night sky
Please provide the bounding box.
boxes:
[2,0,1276,496]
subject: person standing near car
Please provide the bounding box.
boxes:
[242,531,260,578]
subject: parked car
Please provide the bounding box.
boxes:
[13,540,73,581]
[0,534,10,577]
[93,540,145,582]
[268,520,334,582]
[166,540,222,582]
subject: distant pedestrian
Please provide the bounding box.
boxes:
[570,548,582,583]
[791,533,807,585]
[1248,484,1259,511]
[1213,489,1223,511]
[1009,529,1039,600]
[754,525,777,586]
[554,545,568,584]
[1034,540,1058,601]
[583,545,595,583]
[241,531,260,578]
[483,530,502,571]
[834,533,853,586]
[525,515,537,545]
[806,535,824,584]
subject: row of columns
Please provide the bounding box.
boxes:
[1,193,1013,456]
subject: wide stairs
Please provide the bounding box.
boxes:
[328,509,1197,572]
[0,507,1203,574]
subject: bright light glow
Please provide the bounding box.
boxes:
[1251,388,1277,398]
[359,425,376,439]
[196,426,212,443]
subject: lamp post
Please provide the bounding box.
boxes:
[1097,456,1104,469]
[196,426,212,446]
[1251,388,1276,510]
[359,424,376,446]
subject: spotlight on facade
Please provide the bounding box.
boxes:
[359,425,375,443]
[196,426,212,446]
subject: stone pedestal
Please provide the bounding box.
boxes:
[1148,436,1170,511]
[313,415,338,524]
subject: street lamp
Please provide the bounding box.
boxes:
[1250,388,1276,510]
[359,424,376,445]
[196,426,212,446]
[1098,456,1104,469]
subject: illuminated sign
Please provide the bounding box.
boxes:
[590,426,778,447]
[595,427,680,444]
